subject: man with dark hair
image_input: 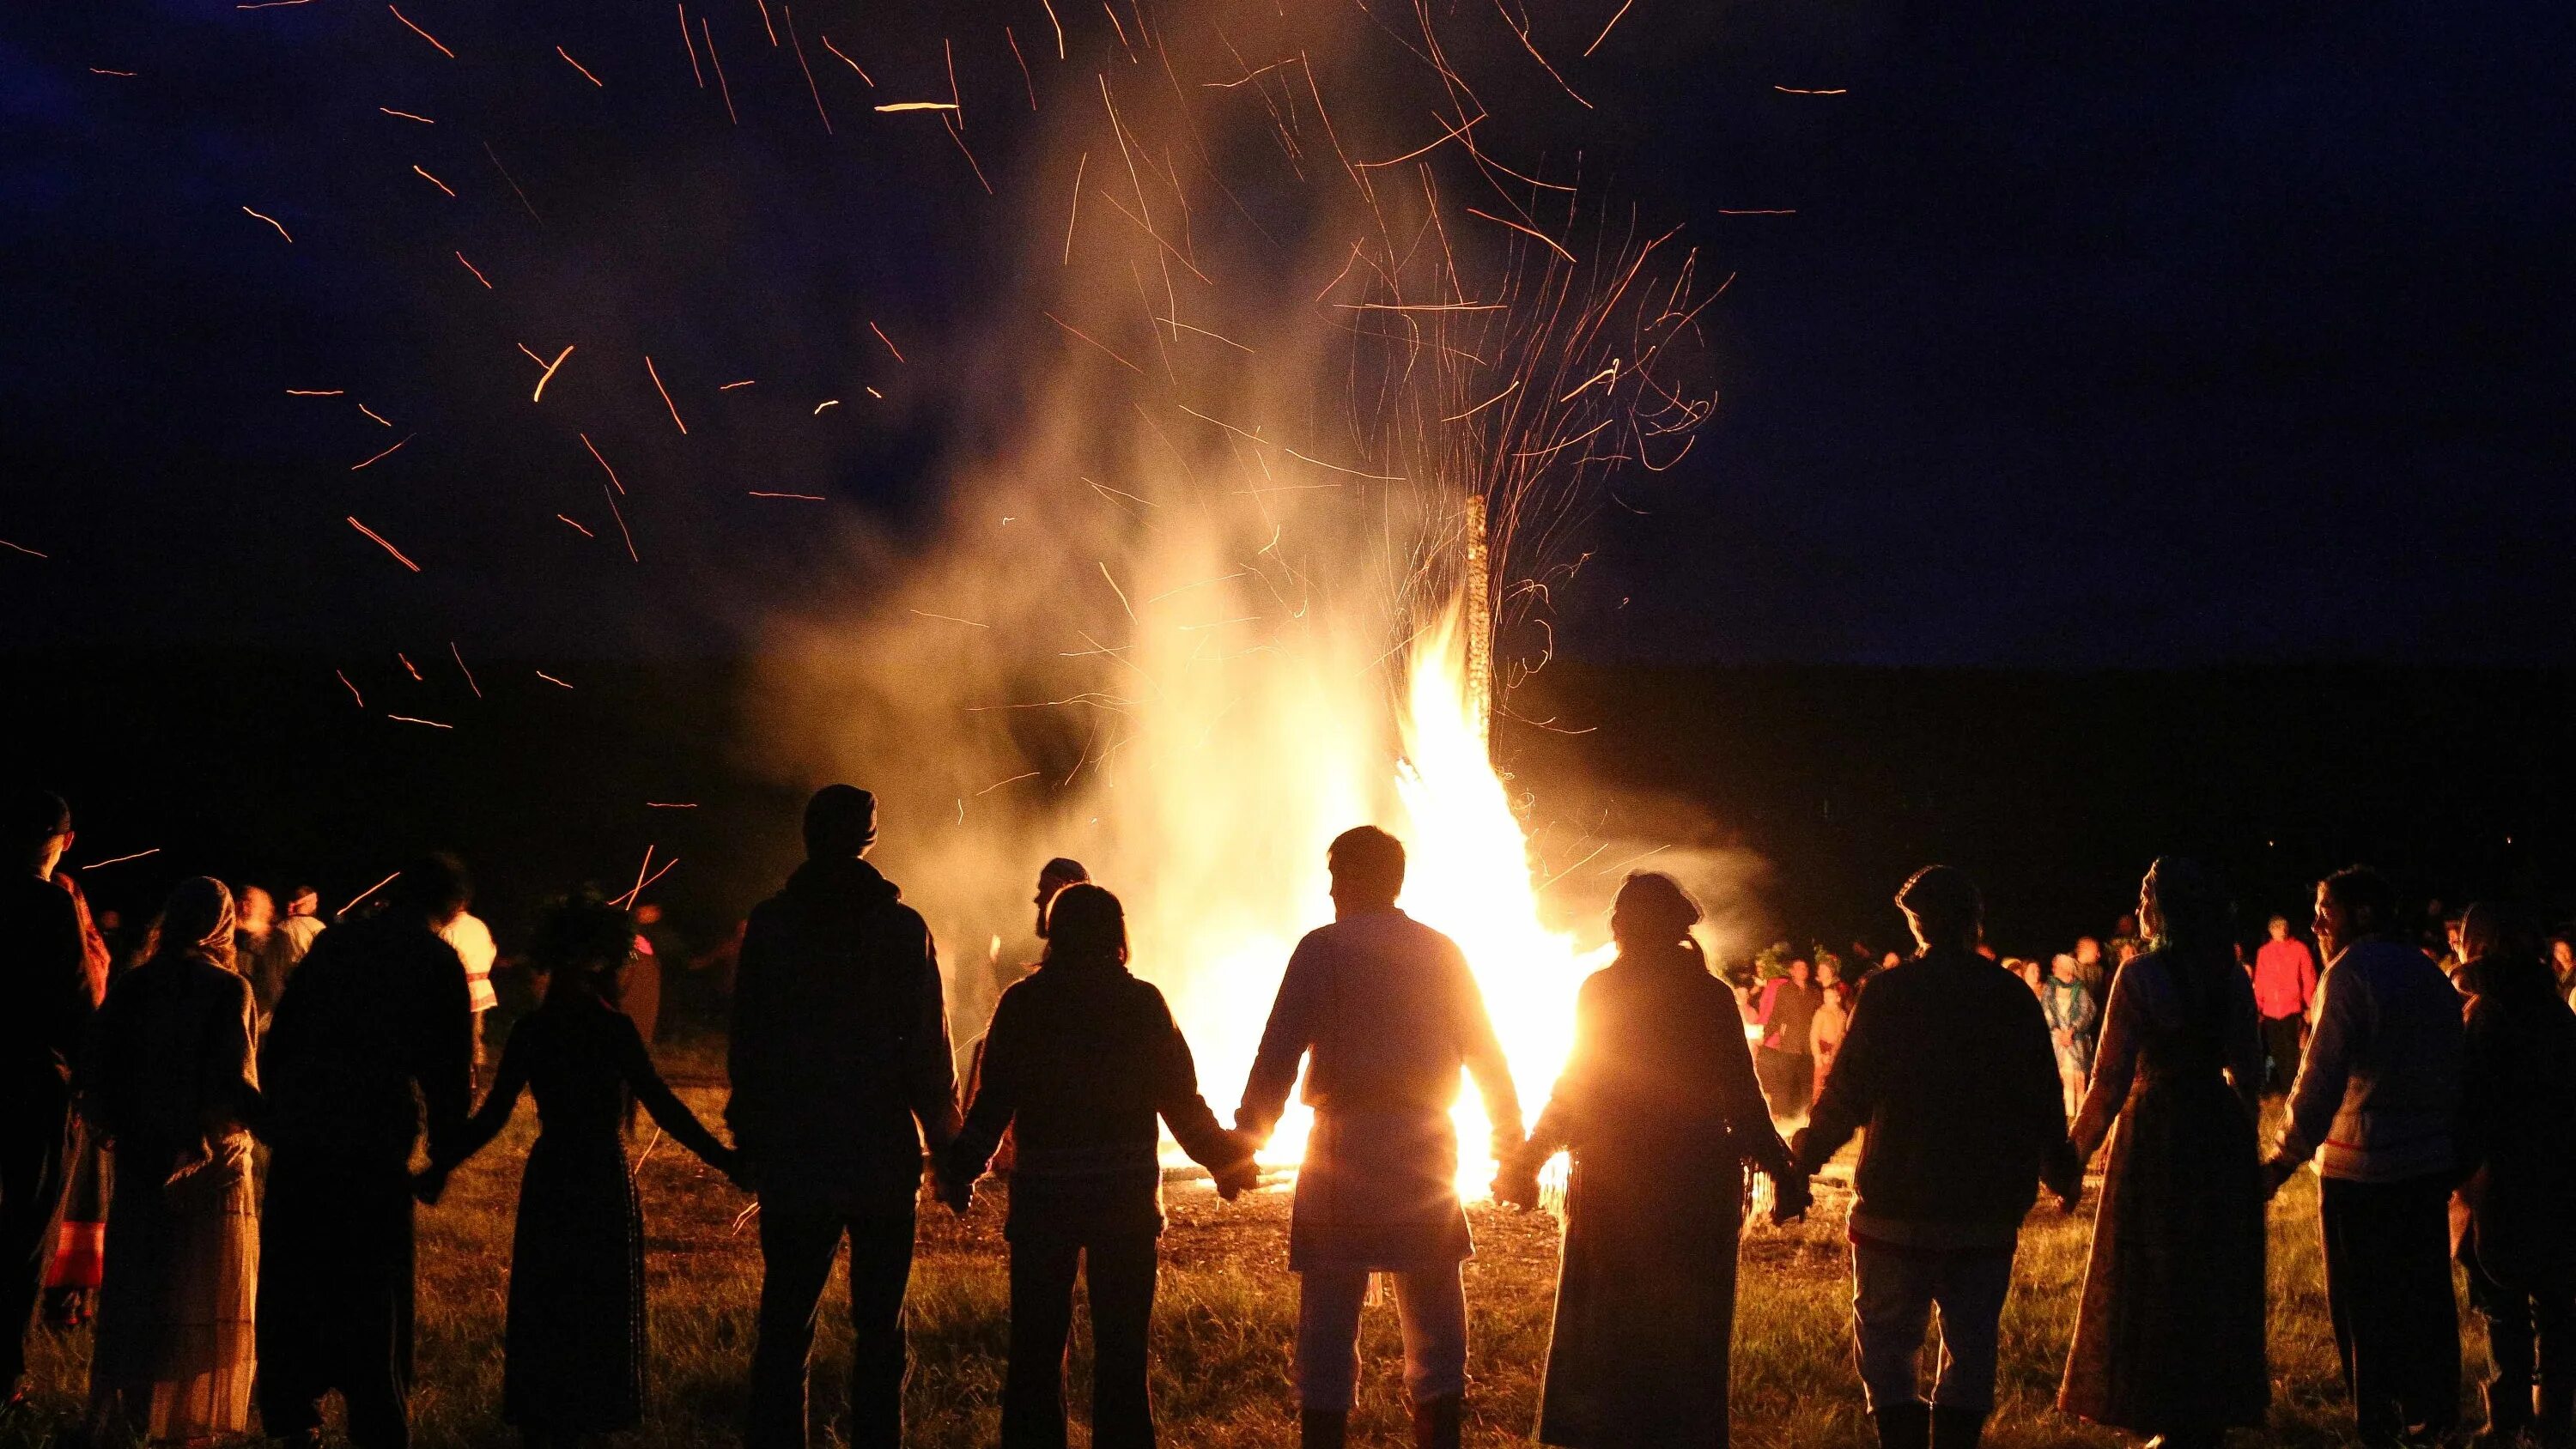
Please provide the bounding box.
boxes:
[959,857,1093,1174]
[731,786,958,1449]
[254,853,477,1449]
[1794,865,2077,1449]
[1237,825,1522,1449]
[0,789,90,1406]
[2265,865,2465,1447]
[2251,914,2320,1095]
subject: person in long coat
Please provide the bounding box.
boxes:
[420,892,744,1448]
[80,876,263,1441]
[2057,858,2269,1446]
[1497,873,1812,1449]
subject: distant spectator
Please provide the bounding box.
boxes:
[2265,865,2465,1446]
[2551,935,2575,1007]
[251,887,325,1019]
[626,901,671,1048]
[2251,916,2320,1095]
[1812,956,1852,1103]
[2073,937,2108,991]
[2040,955,2098,1119]
[1756,960,1822,1120]
[232,886,276,979]
[438,906,500,1074]
[2,787,91,1408]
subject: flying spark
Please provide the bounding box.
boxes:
[242,207,293,242]
[386,3,454,58]
[556,45,603,86]
[346,516,422,571]
[349,435,414,470]
[532,344,576,402]
[644,355,688,433]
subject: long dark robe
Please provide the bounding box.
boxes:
[439,991,731,1433]
[2057,948,2270,1434]
[1516,944,1795,1449]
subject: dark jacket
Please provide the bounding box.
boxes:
[726,857,957,1215]
[2457,955,2576,1291]
[81,952,261,1179]
[257,912,477,1168]
[1799,945,2072,1242]
[946,956,1247,1239]
[0,871,92,1101]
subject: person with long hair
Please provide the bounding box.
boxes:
[42,867,113,1331]
[1496,872,1810,1449]
[80,876,262,1441]
[2451,903,2576,1446]
[418,891,744,1449]
[2056,858,2269,1447]
[940,882,1258,1449]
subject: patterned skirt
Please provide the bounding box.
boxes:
[93,1135,258,1439]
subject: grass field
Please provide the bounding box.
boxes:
[9,1040,2479,1448]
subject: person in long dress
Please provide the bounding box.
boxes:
[940,883,1259,1449]
[80,876,262,1441]
[419,891,744,1449]
[1497,873,1812,1449]
[2057,858,2268,1447]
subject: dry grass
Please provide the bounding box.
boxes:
[8,1049,2470,1448]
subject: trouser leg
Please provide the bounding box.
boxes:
[343,1176,418,1449]
[842,1212,918,1449]
[2320,1179,2386,1440]
[2263,1016,2303,1094]
[1295,1271,1369,1414]
[746,1207,846,1449]
[1084,1230,1161,1449]
[1852,1240,1938,1412]
[0,1105,69,1389]
[2465,1241,2537,1431]
[1926,1246,2015,1413]
[1390,1266,1467,1408]
[2391,1177,2463,1434]
[1001,1232,1082,1449]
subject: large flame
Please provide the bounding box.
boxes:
[1159,594,1603,1194]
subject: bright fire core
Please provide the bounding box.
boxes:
[1161,597,1608,1197]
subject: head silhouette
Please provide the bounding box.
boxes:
[1033,857,1091,938]
[2316,864,2397,945]
[7,788,72,876]
[1327,827,1406,913]
[1042,882,1127,968]
[803,785,878,861]
[384,852,473,929]
[1610,870,1701,955]
[155,876,239,972]
[1896,864,1982,954]
[532,890,636,1004]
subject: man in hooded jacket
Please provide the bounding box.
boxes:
[730,786,959,1449]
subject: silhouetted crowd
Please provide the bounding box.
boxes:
[5,784,2572,1449]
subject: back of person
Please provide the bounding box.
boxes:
[1284,911,1481,1118]
[259,913,469,1163]
[728,855,946,1208]
[0,872,85,1092]
[514,997,648,1142]
[89,955,256,1162]
[1818,947,2063,1230]
[1576,959,1746,1166]
[985,965,1175,1176]
[2464,979,2576,1279]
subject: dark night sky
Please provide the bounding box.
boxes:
[3,0,2570,666]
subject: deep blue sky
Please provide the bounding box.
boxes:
[3,0,2569,665]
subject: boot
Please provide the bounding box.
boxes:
[1873,1401,1931,1449]
[1411,1395,1462,1449]
[1929,1405,1989,1449]
[1301,1409,1348,1449]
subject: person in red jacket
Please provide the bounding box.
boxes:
[2251,915,2319,1094]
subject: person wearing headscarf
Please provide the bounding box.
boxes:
[2055,859,2269,1447]
[420,891,744,1449]
[1497,873,1810,1449]
[2451,903,2576,1447]
[80,877,262,1441]
[941,883,1258,1449]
